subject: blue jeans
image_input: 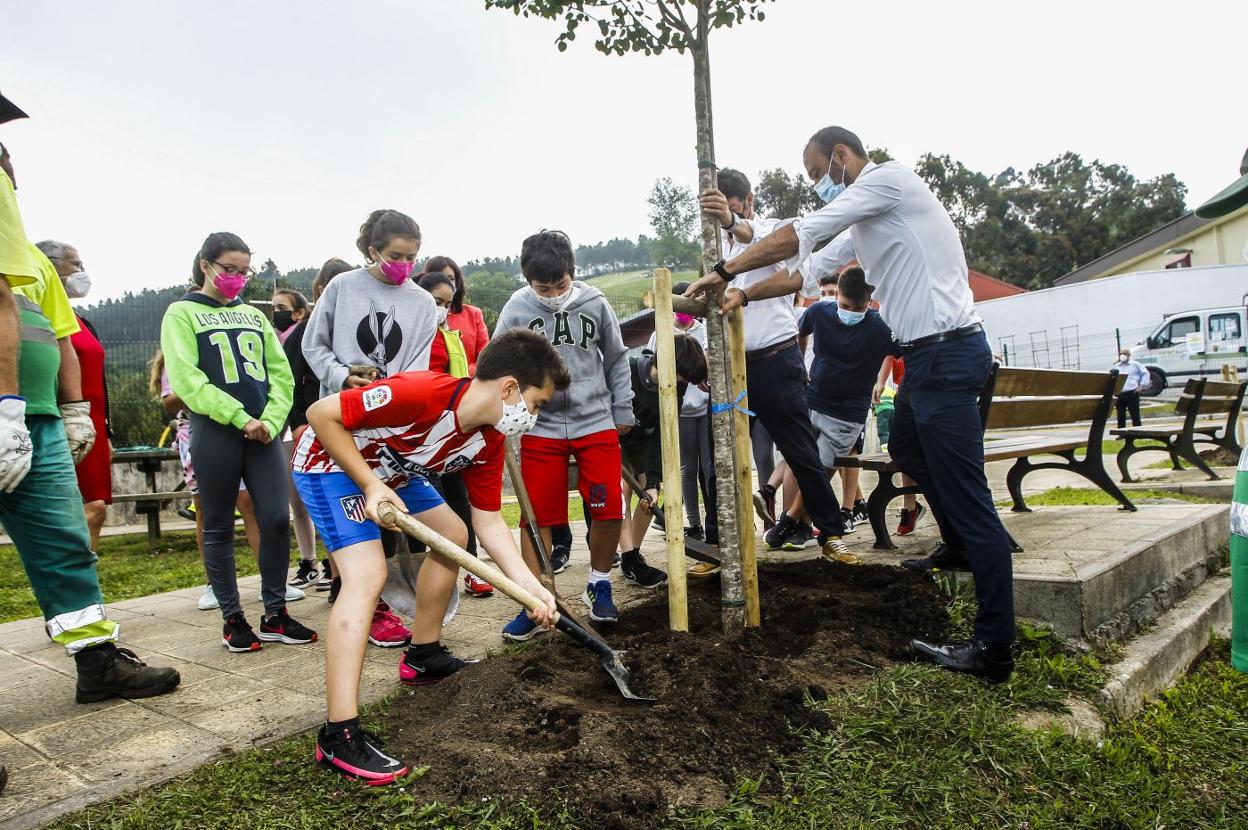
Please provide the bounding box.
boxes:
[890,333,1015,645]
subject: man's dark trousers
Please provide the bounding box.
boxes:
[889,333,1015,645]
[746,344,845,536]
[1116,389,1142,429]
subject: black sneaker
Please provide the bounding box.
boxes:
[315,558,334,591]
[551,544,571,574]
[783,523,817,551]
[852,499,869,526]
[327,576,342,604]
[753,485,777,529]
[259,609,319,645]
[222,613,262,652]
[289,560,319,589]
[74,643,181,704]
[764,513,798,550]
[901,543,971,572]
[685,525,704,541]
[316,722,409,786]
[621,549,668,589]
[399,644,478,686]
[839,508,859,534]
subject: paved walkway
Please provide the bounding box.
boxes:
[0,451,1223,828]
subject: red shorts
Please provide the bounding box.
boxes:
[520,430,624,525]
[75,426,113,505]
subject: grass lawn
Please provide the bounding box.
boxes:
[584,269,698,301]
[0,500,586,625]
[999,486,1222,509]
[43,589,1248,830]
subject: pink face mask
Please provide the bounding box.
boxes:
[212,270,248,301]
[675,312,696,327]
[377,258,414,285]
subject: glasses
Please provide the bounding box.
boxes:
[212,261,255,278]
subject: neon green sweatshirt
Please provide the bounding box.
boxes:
[160,292,293,437]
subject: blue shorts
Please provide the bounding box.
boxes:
[293,471,444,553]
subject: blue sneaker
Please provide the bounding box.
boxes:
[581,581,619,623]
[501,609,546,643]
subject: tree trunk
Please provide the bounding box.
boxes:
[691,25,744,638]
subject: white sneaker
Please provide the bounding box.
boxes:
[258,585,305,603]
[197,586,219,611]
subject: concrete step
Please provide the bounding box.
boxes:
[1122,478,1235,501]
[1010,504,1228,643]
[1100,571,1231,718]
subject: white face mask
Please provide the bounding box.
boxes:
[64,271,92,299]
[532,285,571,312]
[435,305,449,326]
[495,394,538,437]
[818,295,837,303]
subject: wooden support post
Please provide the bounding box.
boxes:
[726,307,760,628]
[652,268,689,633]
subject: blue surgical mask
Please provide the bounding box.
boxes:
[837,307,866,326]
[814,154,847,204]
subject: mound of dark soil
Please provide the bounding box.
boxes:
[1198,446,1240,467]
[382,560,946,828]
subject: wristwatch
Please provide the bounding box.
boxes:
[712,259,733,283]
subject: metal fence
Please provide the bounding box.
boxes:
[90,286,651,449]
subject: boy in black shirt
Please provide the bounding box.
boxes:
[775,267,901,534]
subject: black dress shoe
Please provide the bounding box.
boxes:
[901,542,971,572]
[911,638,1014,683]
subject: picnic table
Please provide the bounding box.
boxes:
[111,447,188,543]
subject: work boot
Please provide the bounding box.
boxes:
[901,542,970,572]
[911,639,1014,683]
[74,643,181,704]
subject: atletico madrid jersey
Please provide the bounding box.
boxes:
[292,372,505,511]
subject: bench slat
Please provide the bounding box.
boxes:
[1201,379,1244,396]
[985,397,1103,430]
[112,492,190,504]
[1190,397,1238,414]
[993,366,1113,397]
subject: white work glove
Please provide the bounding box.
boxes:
[0,396,33,493]
[59,400,96,464]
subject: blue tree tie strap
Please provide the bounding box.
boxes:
[710,390,755,417]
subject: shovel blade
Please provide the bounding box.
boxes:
[379,547,459,625]
[603,651,655,702]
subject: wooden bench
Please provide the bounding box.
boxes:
[1113,378,1246,482]
[836,365,1134,549]
[112,448,188,542]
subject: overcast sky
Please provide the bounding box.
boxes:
[3,0,1244,302]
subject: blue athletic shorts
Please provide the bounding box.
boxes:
[293,471,444,553]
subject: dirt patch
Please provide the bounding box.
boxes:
[381,561,946,828]
[1198,446,1240,467]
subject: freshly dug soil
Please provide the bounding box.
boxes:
[382,560,946,828]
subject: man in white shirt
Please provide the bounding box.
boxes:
[689,127,1014,683]
[1111,348,1151,428]
[698,169,856,564]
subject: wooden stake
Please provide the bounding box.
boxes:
[652,267,688,633]
[726,307,760,628]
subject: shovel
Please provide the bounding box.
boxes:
[379,530,459,624]
[620,463,721,567]
[377,502,654,703]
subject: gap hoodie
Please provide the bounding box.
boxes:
[495,282,634,440]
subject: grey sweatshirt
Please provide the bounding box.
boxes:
[302,267,437,398]
[495,281,634,439]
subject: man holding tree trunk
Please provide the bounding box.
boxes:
[688,126,1015,683]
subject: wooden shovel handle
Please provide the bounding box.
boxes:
[377,502,554,621]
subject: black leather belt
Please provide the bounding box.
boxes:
[745,336,798,363]
[900,323,983,354]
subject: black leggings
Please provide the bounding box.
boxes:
[190,414,291,619]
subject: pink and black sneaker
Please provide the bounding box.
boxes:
[399,643,477,686]
[368,601,410,648]
[315,721,408,786]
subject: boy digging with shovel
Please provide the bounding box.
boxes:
[296,329,563,785]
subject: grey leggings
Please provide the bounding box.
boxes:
[190,414,290,619]
[679,415,712,528]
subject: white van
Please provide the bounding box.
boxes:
[1131,305,1248,395]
